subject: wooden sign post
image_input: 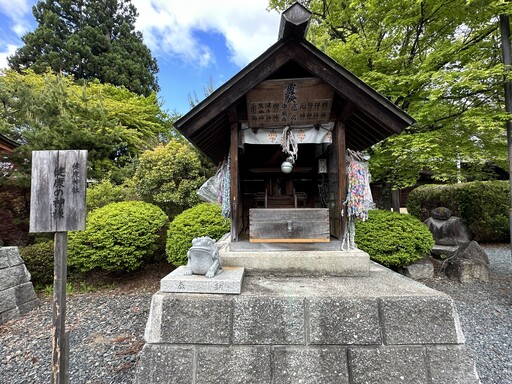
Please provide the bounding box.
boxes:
[29,150,87,384]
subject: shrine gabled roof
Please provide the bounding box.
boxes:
[174,36,415,164]
[0,133,21,153]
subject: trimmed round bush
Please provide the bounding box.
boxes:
[20,241,55,286]
[355,210,434,268]
[69,201,169,272]
[166,203,230,267]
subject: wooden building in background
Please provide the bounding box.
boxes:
[0,133,20,154]
[174,2,414,246]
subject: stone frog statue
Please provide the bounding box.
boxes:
[183,236,222,278]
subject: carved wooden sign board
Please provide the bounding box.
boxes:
[246,77,334,128]
[30,150,87,233]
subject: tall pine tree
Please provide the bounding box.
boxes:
[8,0,159,96]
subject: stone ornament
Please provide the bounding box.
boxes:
[424,207,470,246]
[184,236,222,278]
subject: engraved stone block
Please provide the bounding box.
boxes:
[161,266,244,294]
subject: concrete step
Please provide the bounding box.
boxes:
[219,237,370,277]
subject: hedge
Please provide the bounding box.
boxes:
[407,181,509,242]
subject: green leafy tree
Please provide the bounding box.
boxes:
[132,139,214,218]
[8,0,159,96]
[0,69,171,182]
[269,0,511,186]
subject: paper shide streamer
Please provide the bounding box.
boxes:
[342,149,374,251]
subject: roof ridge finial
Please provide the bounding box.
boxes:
[278,2,312,40]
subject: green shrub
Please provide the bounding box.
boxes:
[20,241,54,286]
[86,177,137,212]
[166,203,230,267]
[132,140,211,219]
[68,201,169,272]
[355,210,435,268]
[407,181,510,242]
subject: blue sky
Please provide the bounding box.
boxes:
[0,0,281,115]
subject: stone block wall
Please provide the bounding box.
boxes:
[135,268,480,384]
[0,247,39,324]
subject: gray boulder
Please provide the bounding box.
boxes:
[403,259,434,280]
[445,241,490,283]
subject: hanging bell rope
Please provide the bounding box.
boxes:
[280,126,299,163]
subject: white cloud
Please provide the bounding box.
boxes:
[0,0,32,19]
[0,44,18,69]
[0,0,34,37]
[131,0,281,68]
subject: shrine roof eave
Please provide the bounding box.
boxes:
[0,133,21,153]
[174,37,415,164]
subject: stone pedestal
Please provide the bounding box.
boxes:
[0,247,39,324]
[218,238,370,277]
[135,262,480,383]
[161,266,245,294]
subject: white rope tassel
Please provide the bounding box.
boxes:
[280,126,298,163]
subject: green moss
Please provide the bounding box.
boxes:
[166,203,230,267]
[68,201,169,272]
[355,210,435,268]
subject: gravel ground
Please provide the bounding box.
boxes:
[0,246,511,383]
[422,244,512,384]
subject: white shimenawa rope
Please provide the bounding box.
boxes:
[280,126,298,163]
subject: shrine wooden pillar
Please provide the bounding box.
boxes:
[229,114,239,242]
[336,120,347,240]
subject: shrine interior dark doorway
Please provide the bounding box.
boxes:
[239,142,331,235]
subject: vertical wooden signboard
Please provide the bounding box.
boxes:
[29,150,87,384]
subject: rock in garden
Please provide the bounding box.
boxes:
[431,244,459,259]
[424,208,470,246]
[403,258,434,280]
[445,241,490,283]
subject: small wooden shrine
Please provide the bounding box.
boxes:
[174,2,414,245]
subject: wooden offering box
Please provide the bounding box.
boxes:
[249,208,329,243]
